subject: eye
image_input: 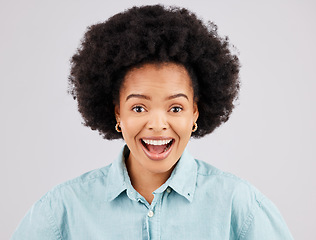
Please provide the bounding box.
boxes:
[170,106,183,113]
[132,106,146,113]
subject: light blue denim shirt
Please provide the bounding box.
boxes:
[11,146,294,239]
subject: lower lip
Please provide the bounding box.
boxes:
[140,140,174,161]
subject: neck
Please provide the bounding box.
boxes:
[125,154,174,204]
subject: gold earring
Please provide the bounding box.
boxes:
[192,122,198,132]
[115,122,122,132]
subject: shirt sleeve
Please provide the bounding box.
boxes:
[239,194,294,240]
[10,192,61,240]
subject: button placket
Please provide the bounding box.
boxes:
[146,192,164,239]
[147,210,154,218]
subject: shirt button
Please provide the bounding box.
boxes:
[147,210,154,218]
[166,188,171,193]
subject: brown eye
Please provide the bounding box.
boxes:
[170,106,183,113]
[132,106,146,113]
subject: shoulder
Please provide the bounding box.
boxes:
[39,163,113,205]
[194,159,262,230]
[57,164,111,188]
[195,158,263,197]
[11,164,114,240]
[194,159,293,239]
[195,158,265,205]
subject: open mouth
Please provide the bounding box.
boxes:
[140,138,174,160]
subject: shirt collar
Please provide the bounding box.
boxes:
[105,145,197,203]
[154,148,197,202]
[104,145,129,202]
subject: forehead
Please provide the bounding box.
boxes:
[120,63,194,97]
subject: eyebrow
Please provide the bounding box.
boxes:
[167,93,188,101]
[126,94,150,102]
[126,93,189,102]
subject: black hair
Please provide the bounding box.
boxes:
[68,5,240,139]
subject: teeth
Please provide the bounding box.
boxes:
[142,139,172,145]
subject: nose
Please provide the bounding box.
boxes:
[147,111,168,132]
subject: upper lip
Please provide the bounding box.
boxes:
[141,136,174,140]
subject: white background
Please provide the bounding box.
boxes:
[1,0,315,239]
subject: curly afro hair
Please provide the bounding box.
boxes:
[68,4,240,140]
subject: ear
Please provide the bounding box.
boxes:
[193,102,199,123]
[114,105,120,122]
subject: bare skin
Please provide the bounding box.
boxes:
[116,63,199,204]
[125,156,176,203]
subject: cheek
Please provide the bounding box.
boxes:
[170,116,194,137]
[121,117,144,139]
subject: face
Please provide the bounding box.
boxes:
[115,63,199,177]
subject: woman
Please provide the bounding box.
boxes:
[11,5,294,239]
